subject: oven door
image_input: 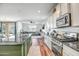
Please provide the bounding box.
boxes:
[51,42,63,56]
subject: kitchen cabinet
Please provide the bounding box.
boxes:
[0,44,23,56]
[20,33,32,56]
[44,35,52,50]
[70,4,79,26]
[52,13,57,28]
[47,16,53,29]
[52,4,61,28]
[51,4,71,28]
[52,3,79,28]
[59,3,79,26]
[60,3,71,16]
[55,4,61,17]
[63,44,79,56]
[24,36,32,55]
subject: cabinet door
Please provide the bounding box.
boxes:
[71,4,79,26]
[60,3,70,15]
[63,45,79,56]
[52,4,61,28]
[0,45,22,56]
[44,35,51,50]
[25,37,32,55]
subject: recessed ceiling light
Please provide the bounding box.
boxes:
[37,16,40,18]
[38,10,40,13]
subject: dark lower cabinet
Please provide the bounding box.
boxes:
[0,36,32,56]
[0,45,22,56]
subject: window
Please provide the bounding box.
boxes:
[0,22,16,42]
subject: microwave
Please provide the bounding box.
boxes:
[56,13,71,28]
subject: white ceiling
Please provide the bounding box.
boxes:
[0,3,56,23]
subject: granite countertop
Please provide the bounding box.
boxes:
[50,36,79,52]
[45,35,79,52]
[53,37,79,52]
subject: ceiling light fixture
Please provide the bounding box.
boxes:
[38,10,41,13]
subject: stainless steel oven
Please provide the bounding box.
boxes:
[51,38,63,56]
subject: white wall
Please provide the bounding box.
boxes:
[71,3,79,26]
[22,23,42,32]
[16,22,22,42]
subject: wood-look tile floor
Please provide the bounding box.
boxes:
[27,37,55,56]
[28,45,41,56]
[28,38,41,56]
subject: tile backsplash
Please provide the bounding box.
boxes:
[53,26,79,33]
[51,26,79,41]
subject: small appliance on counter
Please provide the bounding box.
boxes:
[50,30,78,42]
[50,30,64,40]
[50,30,58,38]
[51,38,63,56]
[62,32,78,42]
[50,30,63,56]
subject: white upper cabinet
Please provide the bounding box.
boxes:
[54,4,61,18]
[50,3,79,29]
[71,4,79,26]
[51,4,61,28]
[60,3,70,15]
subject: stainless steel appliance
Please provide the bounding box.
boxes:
[56,13,71,28]
[51,30,78,55]
[51,38,63,56]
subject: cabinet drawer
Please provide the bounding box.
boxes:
[63,45,79,56]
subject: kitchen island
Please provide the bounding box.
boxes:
[0,42,24,56]
[0,35,32,56]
